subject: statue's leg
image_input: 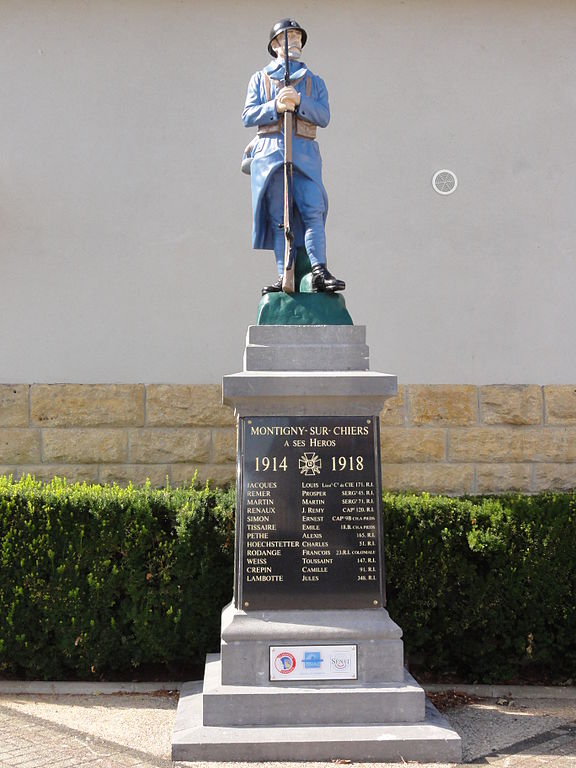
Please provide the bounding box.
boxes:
[292,173,326,267]
[293,174,345,293]
[262,170,286,294]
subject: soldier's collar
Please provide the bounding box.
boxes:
[264,59,308,82]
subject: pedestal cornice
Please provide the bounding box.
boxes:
[222,325,397,416]
[223,370,397,416]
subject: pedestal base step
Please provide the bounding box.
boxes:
[172,682,462,763]
[204,656,424,726]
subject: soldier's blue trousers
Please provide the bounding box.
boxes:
[265,168,327,276]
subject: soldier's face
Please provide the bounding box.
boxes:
[272,30,303,59]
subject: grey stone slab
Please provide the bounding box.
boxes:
[424,682,576,700]
[220,604,402,641]
[246,325,367,347]
[244,325,370,372]
[220,604,404,685]
[172,683,462,763]
[244,344,370,372]
[222,371,397,417]
[203,656,424,726]
[0,681,181,695]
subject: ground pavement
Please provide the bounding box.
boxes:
[0,683,574,768]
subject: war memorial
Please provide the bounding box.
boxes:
[172,18,462,762]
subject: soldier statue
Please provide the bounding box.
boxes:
[242,18,345,296]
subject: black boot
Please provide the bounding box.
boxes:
[262,277,283,296]
[312,264,346,293]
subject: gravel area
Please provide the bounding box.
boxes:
[448,697,576,763]
[0,691,575,767]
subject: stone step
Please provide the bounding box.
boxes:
[172,681,462,763]
[203,656,424,727]
[244,324,369,372]
[244,343,370,371]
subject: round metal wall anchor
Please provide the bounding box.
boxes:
[432,169,458,195]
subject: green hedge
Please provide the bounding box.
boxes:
[0,476,575,682]
[0,476,235,680]
[382,492,576,683]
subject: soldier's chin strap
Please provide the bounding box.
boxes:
[265,58,307,82]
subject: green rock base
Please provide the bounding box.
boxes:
[256,292,353,326]
[257,247,353,326]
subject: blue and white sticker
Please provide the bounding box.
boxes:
[270,645,357,681]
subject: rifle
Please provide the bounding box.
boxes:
[281,28,295,293]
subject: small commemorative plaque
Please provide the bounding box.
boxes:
[237,416,385,610]
[270,645,357,681]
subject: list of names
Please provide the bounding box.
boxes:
[239,416,384,610]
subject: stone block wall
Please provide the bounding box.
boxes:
[380,385,576,494]
[1,384,575,494]
[0,384,237,487]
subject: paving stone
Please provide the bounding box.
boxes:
[1,692,575,768]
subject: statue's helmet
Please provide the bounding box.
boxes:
[267,18,308,57]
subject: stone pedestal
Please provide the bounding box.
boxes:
[172,325,462,763]
[219,603,404,686]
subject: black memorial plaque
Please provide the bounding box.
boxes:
[236,416,385,610]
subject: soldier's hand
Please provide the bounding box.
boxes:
[276,86,301,113]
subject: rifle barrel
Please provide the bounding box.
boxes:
[281,28,295,292]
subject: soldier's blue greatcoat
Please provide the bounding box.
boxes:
[242,59,329,265]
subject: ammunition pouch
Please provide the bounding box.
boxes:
[257,116,317,140]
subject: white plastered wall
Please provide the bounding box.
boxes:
[1,0,574,384]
